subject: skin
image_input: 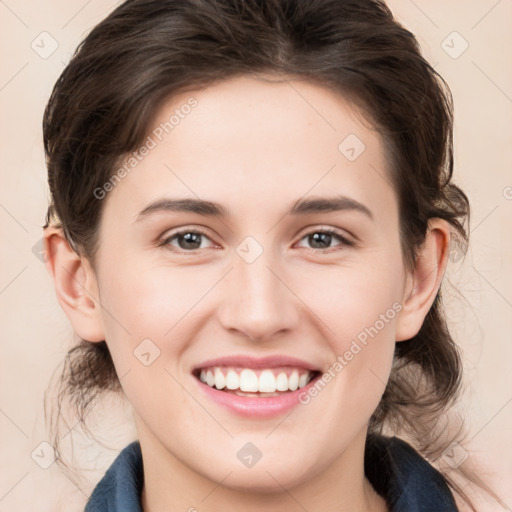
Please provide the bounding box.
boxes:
[44,74,450,512]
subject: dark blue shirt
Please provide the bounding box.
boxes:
[85,435,458,511]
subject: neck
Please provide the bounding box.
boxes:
[137,423,388,512]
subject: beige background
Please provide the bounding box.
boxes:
[1,0,511,510]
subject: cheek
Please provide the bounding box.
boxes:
[95,256,224,391]
[94,265,172,373]
[94,263,197,428]
[293,256,404,344]
[99,258,203,335]
[294,261,402,403]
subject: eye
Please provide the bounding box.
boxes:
[295,228,354,252]
[159,227,354,254]
[159,228,216,252]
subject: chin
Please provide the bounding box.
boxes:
[215,466,309,494]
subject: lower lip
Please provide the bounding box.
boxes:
[194,374,321,418]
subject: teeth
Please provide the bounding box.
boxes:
[276,372,289,391]
[240,369,259,392]
[225,370,239,390]
[289,370,299,391]
[298,372,309,388]
[198,367,314,393]
[259,370,276,392]
[214,367,225,390]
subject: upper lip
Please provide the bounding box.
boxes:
[193,355,321,373]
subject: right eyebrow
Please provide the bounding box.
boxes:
[135,198,228,222]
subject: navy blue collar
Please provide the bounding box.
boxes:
[85,435,458,511]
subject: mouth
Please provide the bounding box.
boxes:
[192,366,321,397]
[191,355,323,416]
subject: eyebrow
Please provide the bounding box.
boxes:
[135,195,373,222]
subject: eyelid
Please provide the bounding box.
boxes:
[297,224,355,241]
[158,224,357,253]
[294,226,356,251]
[157,226,218,250]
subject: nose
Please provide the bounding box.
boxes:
[217,245,300,342]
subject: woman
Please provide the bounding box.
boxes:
[42,0,486,510]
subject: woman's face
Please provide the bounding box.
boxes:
[91,74,411,491]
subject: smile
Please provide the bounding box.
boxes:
[195,366,317,395]
[192,355,323,417]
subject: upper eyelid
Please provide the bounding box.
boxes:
[297,225,354,241]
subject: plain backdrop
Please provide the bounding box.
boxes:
[1,1,511,510]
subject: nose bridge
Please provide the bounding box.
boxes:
[218,237,298,341]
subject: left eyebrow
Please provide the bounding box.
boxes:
[134,194,373,222]
[289,195,373,220]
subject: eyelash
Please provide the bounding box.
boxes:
[158,227,355,254]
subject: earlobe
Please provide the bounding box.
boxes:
[395,219,451,342]
[43,226,105,342]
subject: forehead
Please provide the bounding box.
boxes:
[102,74,396,224]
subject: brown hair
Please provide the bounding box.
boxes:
[43,0,483,506]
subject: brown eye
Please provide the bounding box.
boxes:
[296,229,354,251]
[161,229,214,252]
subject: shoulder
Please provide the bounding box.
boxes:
[85,441,143,512]
[365,434,459,512]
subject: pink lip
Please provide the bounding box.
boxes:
[191,354,322,418]
[192,354,320,372]
[194,373,321,418]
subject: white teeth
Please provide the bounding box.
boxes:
[259,370,276,392]
[198,367,314,393]
[239,369,259,392]
[275,372,289,391]
[288,370,299,391]
[225,370,239,390]
[214,367,225,390]
[298,373,309,388]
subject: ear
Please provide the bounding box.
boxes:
[43,226,105,342]
[395,219,451,342]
